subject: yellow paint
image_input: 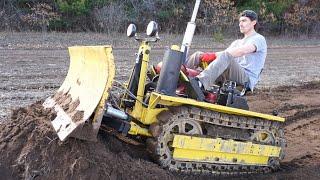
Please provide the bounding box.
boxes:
[93,47,115,123]
[128,121,152,137]
[179,70,189,82]
[173,148,269,165]
[66,46,115,121]
[149,65,157,78]
[131,42,151,120]
[171,45,180,51]
[141,107,168,125]
[199,61,209,69]
[172,135,281,157]
[44,46,115,141]
[149,92,285,122]
[172,135,281,165]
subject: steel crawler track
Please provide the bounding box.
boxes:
[149,106,286,175]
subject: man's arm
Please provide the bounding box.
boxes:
[226,44,256,58]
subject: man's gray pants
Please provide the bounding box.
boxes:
[186,51,249,90]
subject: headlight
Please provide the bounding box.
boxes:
[127,24,137,37]
[146,21,158,37]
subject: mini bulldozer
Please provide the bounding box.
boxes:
[43,0,286,175]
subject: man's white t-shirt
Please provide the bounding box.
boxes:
[227,33,267,90]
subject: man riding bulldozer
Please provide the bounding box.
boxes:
[186,10,266,94]
[43,0,285,176]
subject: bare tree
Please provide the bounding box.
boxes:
[21,3,59,32]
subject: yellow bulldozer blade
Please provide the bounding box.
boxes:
[43,46,115,141]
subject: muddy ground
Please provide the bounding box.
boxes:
[1,82,320,180]
[0,32,320,179]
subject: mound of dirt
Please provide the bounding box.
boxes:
[1,81,320,180]
[0,101,174,180]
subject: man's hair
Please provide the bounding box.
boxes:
[240,10,258,22]
[240,10,258,29]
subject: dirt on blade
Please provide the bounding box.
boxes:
[0,81,320,180]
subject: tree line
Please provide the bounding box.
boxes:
[0,0,319,36]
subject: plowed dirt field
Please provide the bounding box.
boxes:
[0,33,319,179]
